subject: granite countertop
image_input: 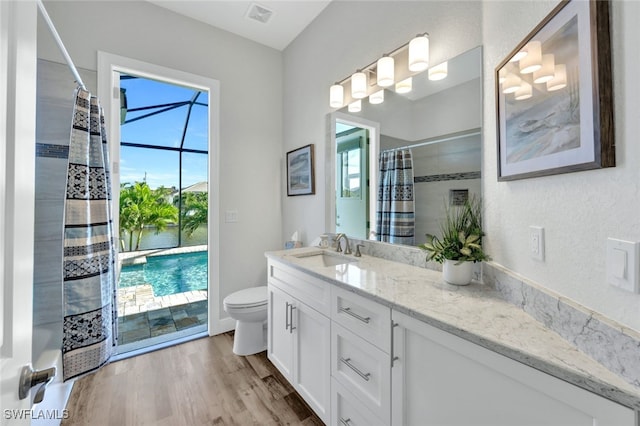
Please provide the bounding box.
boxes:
[265,246,640,411]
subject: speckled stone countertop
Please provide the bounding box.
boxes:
[265,247,640,411]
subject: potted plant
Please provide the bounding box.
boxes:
[419,196,490,285]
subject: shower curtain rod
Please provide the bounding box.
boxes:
[382,127,481,152]
[36,0,87,90]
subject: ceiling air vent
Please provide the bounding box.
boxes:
[246,3,273,24]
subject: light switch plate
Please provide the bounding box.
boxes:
[606,238,640,293]
[225,210,238,223]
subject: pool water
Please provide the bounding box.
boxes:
[119,251,208,297]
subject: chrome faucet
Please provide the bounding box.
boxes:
[335,233,352,255]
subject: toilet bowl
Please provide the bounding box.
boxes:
[223,286,268,356]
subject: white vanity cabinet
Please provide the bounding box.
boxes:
[391,309,636,426]
[267,260,331,424]
[330,286,392,425]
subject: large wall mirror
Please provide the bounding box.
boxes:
[327,46,483,247]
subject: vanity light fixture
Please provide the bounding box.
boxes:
[329,83,344,108]
[327,32,432,108]
[428,61,448,81]
[348,99,362,112]
[514,81,532,100]
[533,54,555,84]
[369,89,384,104]
[395,77,412,94]
[546,64,567,91]
[519,40,542,74]
[351,70,367,99]
[408,33,429,72]
[376,55,394,87]
[502,73,521,94]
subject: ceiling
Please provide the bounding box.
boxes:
[148,1,332,51]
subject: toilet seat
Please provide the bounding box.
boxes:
[224,286,267,309]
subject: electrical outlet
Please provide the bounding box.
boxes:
[530,226,544,261]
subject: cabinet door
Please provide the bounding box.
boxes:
[392,310,635,426]
[293,298,331,424]
[267,284,293,381]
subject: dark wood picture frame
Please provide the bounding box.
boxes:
[286,144,315,196]
[495,0,614,181]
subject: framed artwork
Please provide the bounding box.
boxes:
[286,144,315,196]
[495,0,614,181]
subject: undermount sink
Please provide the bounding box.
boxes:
[292,251,356,267]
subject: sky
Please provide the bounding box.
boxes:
[119,75,209,189]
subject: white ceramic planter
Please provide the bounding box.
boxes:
[443,259,474,286]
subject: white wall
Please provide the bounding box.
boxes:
[283,0,483,244]
[285,0,640,333]
[483,0,640,332]
[37,1,283,323]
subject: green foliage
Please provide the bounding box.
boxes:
[179,192,208,237]
[418,196,490,264]
[119,181,179,251]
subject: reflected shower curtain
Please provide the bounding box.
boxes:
[62,88,117,380]
[376,149,415,245]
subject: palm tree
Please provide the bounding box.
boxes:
[119,182,179,251]
[180,191,208,237]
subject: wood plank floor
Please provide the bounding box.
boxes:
[62,332,324,425]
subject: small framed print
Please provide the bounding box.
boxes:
[286,144,315,196]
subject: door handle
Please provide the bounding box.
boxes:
[19,365,56,403]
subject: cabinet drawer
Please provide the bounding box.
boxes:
[332,323,390,422]
[331,285,391,352]
[332,378,387,426]
[268,260,330,316]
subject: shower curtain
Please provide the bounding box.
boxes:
[376,149,416,245]
[62,88,117,380]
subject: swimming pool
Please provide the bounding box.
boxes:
[118,251,208,297]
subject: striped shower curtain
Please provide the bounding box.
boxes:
[62,88,117,380]
[376,149,415,245]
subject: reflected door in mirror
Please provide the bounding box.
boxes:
[336,127,369,240]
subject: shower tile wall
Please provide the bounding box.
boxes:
[381,133,482,243]
[33,59,97,326]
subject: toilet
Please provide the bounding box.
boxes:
[223,286,268,356]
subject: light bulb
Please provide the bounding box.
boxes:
[533,54,555,84]
[395,77,412,94]
[514,81,532,100]
[348,99,361,112]
[428,62,448,81]
[351,71,367,99]
[498,67,507,84]
[519,41,542,74]
[369,89,384,104]
[547,64,567,91]
[377,56,394,87]
[502,73,521,94]
[510,49,527,63]
[329,84,343,108]
[408,34,429,72]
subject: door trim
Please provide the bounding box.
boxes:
[97,52,224,335]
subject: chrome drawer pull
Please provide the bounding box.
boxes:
[339,306,371,324]
[289,305,296,333]
[340,357,371,382]
[285,301,291,331]
[340,418,352,426]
